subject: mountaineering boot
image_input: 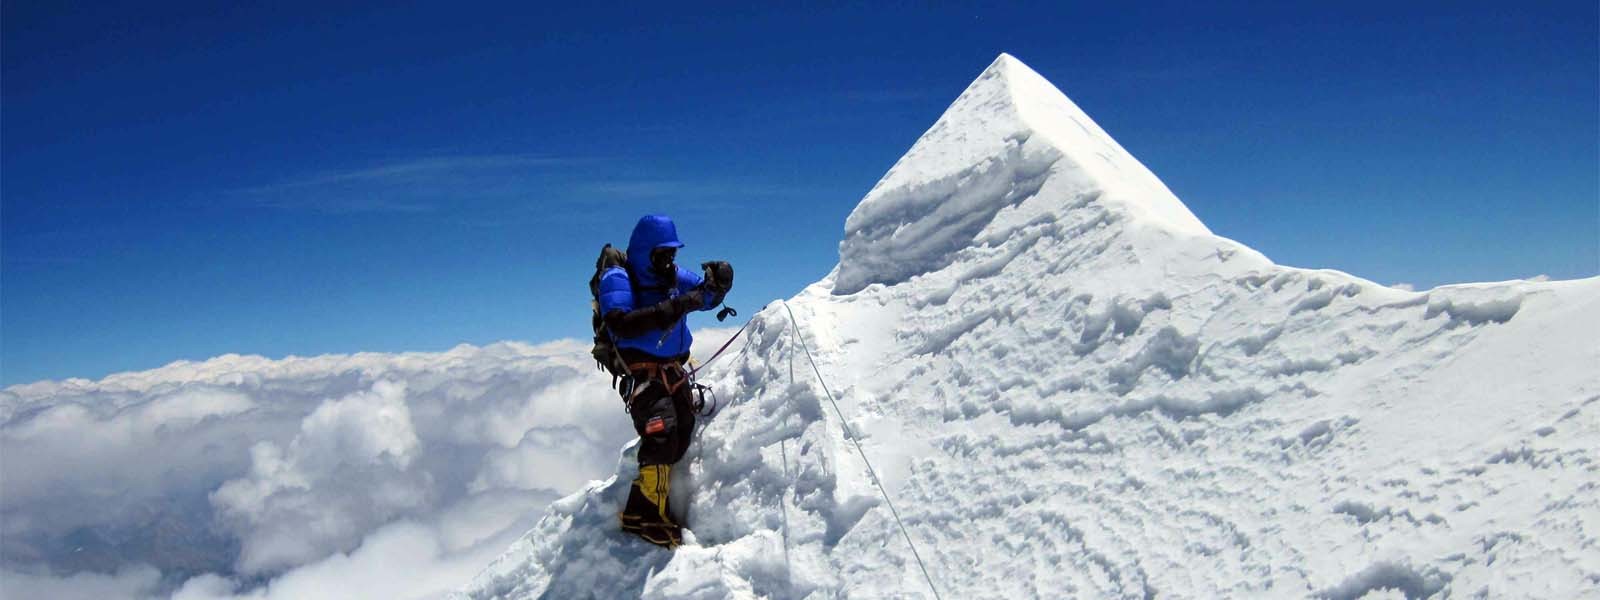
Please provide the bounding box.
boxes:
[619,464,681,548]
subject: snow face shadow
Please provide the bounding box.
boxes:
[1424,292,1522,326]
[535,534,671,600]
[680,381,828,546]
[834,133,1061,295]
[1315,561,1449,600]
[459,443,676,600]
[532,474,673,600]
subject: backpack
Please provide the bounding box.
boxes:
[590,243,631,384]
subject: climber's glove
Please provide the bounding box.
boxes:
[701,261,734,294]
[604,290,708,338]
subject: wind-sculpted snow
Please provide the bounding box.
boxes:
[462,53,1600,599]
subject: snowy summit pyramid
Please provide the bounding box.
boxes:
[462,54,1599,598]
[835,53,1211,295]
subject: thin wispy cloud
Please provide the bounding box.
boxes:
[237,155,575,193]
[231,154,582,215]
[578,179,810,200]
[248,195,439,214]
[230,153,823,218]
[554,178,829,223]
[2,255,88,266]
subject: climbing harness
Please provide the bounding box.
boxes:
[618,355,728,419]
[628,361,689,396]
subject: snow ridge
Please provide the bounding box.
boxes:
[460,54,1600,599]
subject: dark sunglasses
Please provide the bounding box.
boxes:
[650,247,677,270]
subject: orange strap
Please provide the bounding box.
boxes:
[627,361,688,397]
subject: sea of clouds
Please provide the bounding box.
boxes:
[0,330,738,599]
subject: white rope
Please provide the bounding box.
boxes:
[780,301,943,600]
[777,322,795,597]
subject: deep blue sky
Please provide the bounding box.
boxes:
[4,2,1596,385]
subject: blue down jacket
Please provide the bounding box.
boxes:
[597,214,722,359]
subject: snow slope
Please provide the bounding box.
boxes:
[459,54,1600,599]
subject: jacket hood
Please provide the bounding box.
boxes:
[625,214,685,284]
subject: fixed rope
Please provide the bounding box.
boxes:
[780,301,943,600]
[777,322,797,598]
[688,312,757,377]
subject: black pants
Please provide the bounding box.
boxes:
[619,362,696,546]
[628,365,697,466]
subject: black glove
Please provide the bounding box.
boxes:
[701,261,734,293]
[604,290,707,338]
[668,289,707,316]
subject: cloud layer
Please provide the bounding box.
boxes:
[0,331,738,599]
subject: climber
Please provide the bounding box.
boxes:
[594,214,733,548]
